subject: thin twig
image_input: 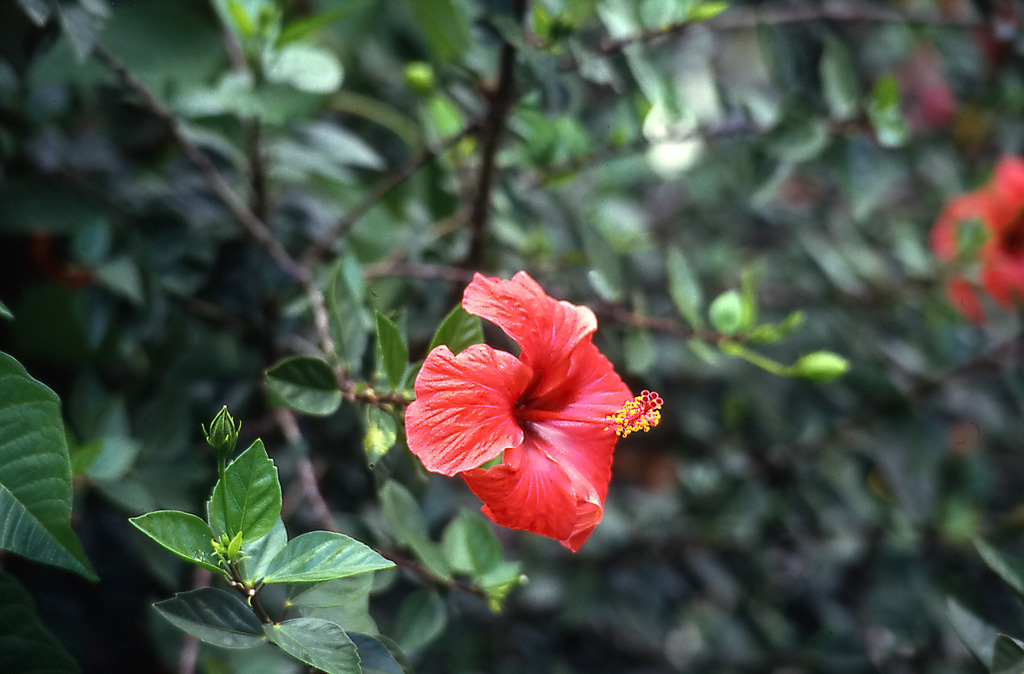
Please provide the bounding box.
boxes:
[463,0,527,271]
[302,124,480,265]
[247,119,271,222]
[364,261,476,284]
[93,46,306,282]
[596,3,982,55]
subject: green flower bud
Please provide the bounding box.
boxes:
[404,62,436,96]
[203,405,241,460]
[795,350,850,382]
[709,290,745,334]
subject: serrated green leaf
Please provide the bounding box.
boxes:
[287,574,374,609]
[238,518,288,585]
[0,352,95,580]
[277,0,373,46]
[380,481,451,581]
[265,618,360,674]
[428,306,484,356]
[154,587,265,649]
[130,511,221,573]
[407,0,471,62]
[327,255,369,368]
[208,439,282,542]
[974,539,1024,601]
[0,570,79,674]
[666,247,703,328]
[364,406,397,465]
[375,311,408,391]
[264,355,342,416]
[262,531,393,584]
[820,36,859,119]
[393,588,447,652]
[349,633,406,674]
[992,634,1024,674]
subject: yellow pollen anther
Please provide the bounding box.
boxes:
[606,390,662,437]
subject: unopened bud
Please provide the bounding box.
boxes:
[203,405,241,460]
[795,351,850,382]
[404,62,436,96]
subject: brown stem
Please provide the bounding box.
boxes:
[463,0,527,271]
[247,119,271,222]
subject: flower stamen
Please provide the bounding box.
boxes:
[606,390,662,437]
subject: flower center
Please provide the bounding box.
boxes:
[514,390,663,438]
[605,391,662,437]
[1001,209,1024,257]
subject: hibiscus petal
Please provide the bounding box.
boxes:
[525,342,630,506]
[462,272,598,377]
[930,193,990,260]
[981,258,1024,309]
[461,441,579,544]
[993,156,1024,204]
[946,276,985,323]
[461,343,628,551]
[405,344,532,475]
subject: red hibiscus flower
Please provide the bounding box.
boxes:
[404,272,661,552]
[931,157,1024,322]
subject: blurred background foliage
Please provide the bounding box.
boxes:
[2,0,1024,672]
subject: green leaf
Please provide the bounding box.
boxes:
[393,588,447,652]
[277,0,373,47]
[238,518,288,584]
[226,0,256,36]
[208,439,282,542]
[264,355,342,416]
[709,290,744,334]
[406,0,471,62]
[380,481,451,581]
[0,299,12,321]
[687,1,729,21]
[442,511,521,611]
[265,43,344,94]
[130,510,221,573]
[287,574,374,609]
[265,618,360,674]
[349,633,406,674]
[375,311,408,391]
[428,306,484,356]
[946,596,997,666]
[974,539,1024,601]
[16,0,51,26]
[327,255,369,368]
[624,328,657,375]
[262,531,394,584]
[820,36,859,120]
[666,247,704,328]
[687,338,720,365]
[0,352,95,580]
[154,587,265,649]
[868,74,909,148]
[0,570,79,674]
[363,406,398,466]
[992,634,1024,674]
